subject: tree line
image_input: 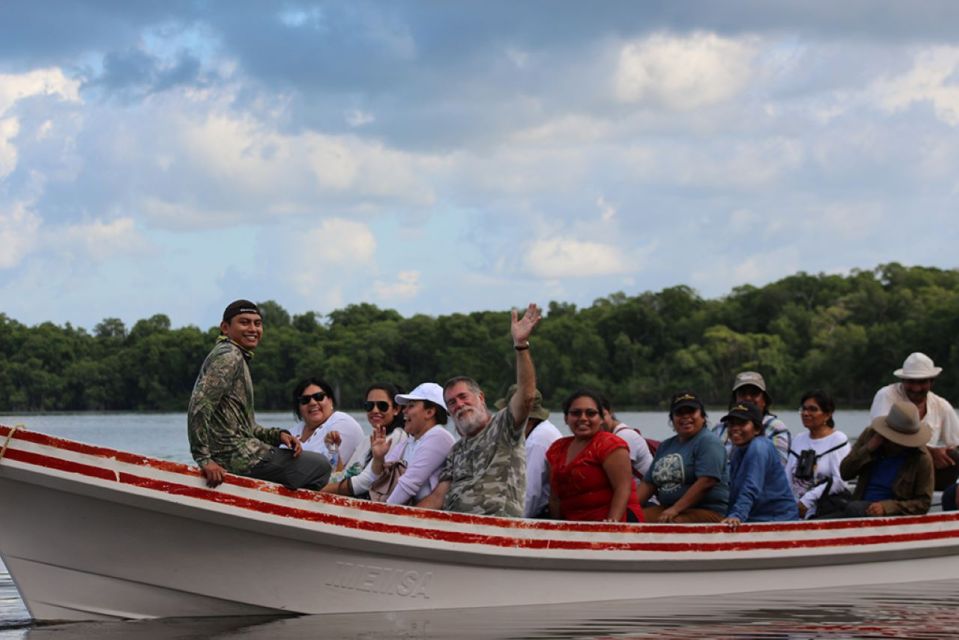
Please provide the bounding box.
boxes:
[2,262,959,414]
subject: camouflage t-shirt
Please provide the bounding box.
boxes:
[440,408,526,517]
[187,338,284,474]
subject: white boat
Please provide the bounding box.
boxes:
[2,423,959,622]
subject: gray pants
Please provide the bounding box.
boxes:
[247,448,331,490]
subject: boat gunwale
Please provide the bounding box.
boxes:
[4,423,959,541]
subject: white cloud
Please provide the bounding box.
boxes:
[374,270,421,300]
[57,217,146,262]
[874,46,959,126]
[0,202,41,268]
[525,237,633,278]
[303,218,376,265]
[345,109,375,127]
[0,67,81,115]
[614,32,758,109]
[597,195,616,222]
[0,117,20,178]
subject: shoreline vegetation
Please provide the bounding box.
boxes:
[2,262,958,413]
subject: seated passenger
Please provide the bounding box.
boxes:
[639,391,729,523]
[545,389,642,522]
[786,390,851,519]
[323,382,409,497]
[495,384,563,518]
[720,402,799,528]
[713,371,791,465]
[836,401,934,517]
[288,378,365,470]
[369,382,455,505]
[599,395,653,481]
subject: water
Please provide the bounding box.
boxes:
[2,410,958,639]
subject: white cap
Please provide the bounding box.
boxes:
[395,382,445,408]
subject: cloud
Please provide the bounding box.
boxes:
[0,201,41,268]
[0,67,81,115]
[0,117,19,178]
[525,237,633,278]
[873,46,959,125]
[614,32,758,109]
[374,270,421,300]
[57,217,147,262]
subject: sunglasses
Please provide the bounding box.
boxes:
[364,400,391,412]
[298,391,328,405]
[567,408,600,418]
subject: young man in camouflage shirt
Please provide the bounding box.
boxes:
[417,303,542,517]
[188,300,331,490]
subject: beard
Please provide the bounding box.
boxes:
[453,406,489,437]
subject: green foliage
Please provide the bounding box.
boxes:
[2,263,958,411]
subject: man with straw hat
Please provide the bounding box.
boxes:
[870,352,959,489]
[836,401,934,517]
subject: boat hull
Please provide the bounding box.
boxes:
[2,424,959,621]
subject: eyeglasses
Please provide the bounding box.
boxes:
[567,408,600,418]
[364,400,391,412]
[298,391,328,405]
[799,405,821,413]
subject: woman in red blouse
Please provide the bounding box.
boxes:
[546,389,643,522]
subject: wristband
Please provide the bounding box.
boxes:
[514,342,530,351]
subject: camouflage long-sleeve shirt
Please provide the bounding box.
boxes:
[188,337,284,474]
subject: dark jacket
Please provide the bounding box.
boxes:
[839,427,933,515]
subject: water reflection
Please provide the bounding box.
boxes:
[8,579,959,640]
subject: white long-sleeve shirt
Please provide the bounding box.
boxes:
[385,425,455,505]
[288,411,365,466]
[612,424,654,479]
[870,383,959,448]
[524,419,563,517]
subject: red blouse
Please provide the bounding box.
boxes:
[546,431,643,522]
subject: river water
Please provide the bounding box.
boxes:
[2,410,959,639]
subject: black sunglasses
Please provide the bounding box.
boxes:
[298,391,328,405]
[364,400,391,412]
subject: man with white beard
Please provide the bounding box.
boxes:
[416,304,542,517]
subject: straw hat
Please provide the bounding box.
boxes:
[894,352,942,380]
[870,400,931,448]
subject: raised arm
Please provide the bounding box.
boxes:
[508,303,542,427]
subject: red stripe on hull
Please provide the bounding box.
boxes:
[5,445,959,554]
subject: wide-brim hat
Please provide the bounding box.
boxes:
[494,384,549,421]
[894,352,942,379]
[870,400,931,448]
[395,382,445,408]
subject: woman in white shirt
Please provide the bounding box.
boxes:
[370,382,455,505]
[287,378,364,469]
[324,382,409,497]
[785,389,851,519]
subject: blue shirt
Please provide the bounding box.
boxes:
[862,453,907,502]
[648,427,729,513]
[727,436,800,522]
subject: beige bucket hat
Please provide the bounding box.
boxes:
[870,400,931,448]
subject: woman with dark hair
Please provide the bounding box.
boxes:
[785,389,851,519]
[289,377,364,471]
[720,401,799,528]
[324,382,409,496]
[639,391,729,523]
[545,389,642,523]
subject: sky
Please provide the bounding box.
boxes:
[1,1,958,331]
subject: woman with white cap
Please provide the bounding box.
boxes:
[836,401,934,517]
[369,382,456,506]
